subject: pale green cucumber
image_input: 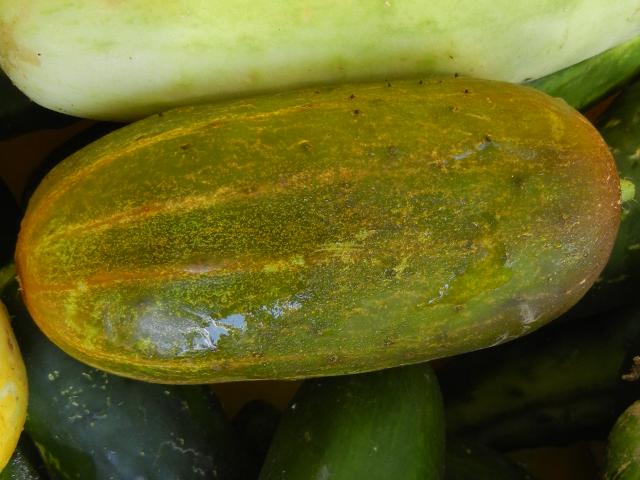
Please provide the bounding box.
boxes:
[1,1,639,120]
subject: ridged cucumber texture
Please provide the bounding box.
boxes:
[16,77,619,383]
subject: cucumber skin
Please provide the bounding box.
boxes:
[1,1,639,120]
[15,78,619,384]
[440,305,640,450]
[232,403,532,480]
[0,270,246,480]
[259,364,445,480]
[605,401,640,480]
[530,35,640,110]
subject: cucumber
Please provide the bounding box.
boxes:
[0,70,77,139]
[530,35,640,110]
[0,437,46,480]
[15,77,620,383]
[605,400,640,480]
[0,300,27,472]
[2,1,639,120]
[232,400,281,479]
[445,438,533,480]
[440,305,640,450]
[0,266,246,480]
[259,364,445,480]
[237,404,533,479]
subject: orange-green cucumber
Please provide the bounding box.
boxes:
[16,77,620,383]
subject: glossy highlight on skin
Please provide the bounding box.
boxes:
[16,77,620,383]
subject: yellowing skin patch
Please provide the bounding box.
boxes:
[0,301,27,470]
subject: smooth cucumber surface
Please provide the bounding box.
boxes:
[531,35,640,110]
[1,1,639,120]
[440,304,640,450]
[259,364,445,480]
[0,267,246,480]
[605,400,640,480]
[16,78,620,383]
[0,301,27,472]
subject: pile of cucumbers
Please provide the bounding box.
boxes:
[2,2,640,479]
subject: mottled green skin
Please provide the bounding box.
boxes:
[440,304,640,450]
[606,401,640,480]
[17,78,619,383]
[259,364,444,480]
[445,438,533,480]
[0,269,246,480]
[530,35,640,110]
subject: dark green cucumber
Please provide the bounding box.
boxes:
[440,305,640,450]
[259,364,444,480]
[237,405,530,480]
[605,400,640,480]
[530,35,640,110]
[0,70,76,139]
[0,266,245,480]
[232,400,281,479]
[445,438,533,480]
[0,437,46,480]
